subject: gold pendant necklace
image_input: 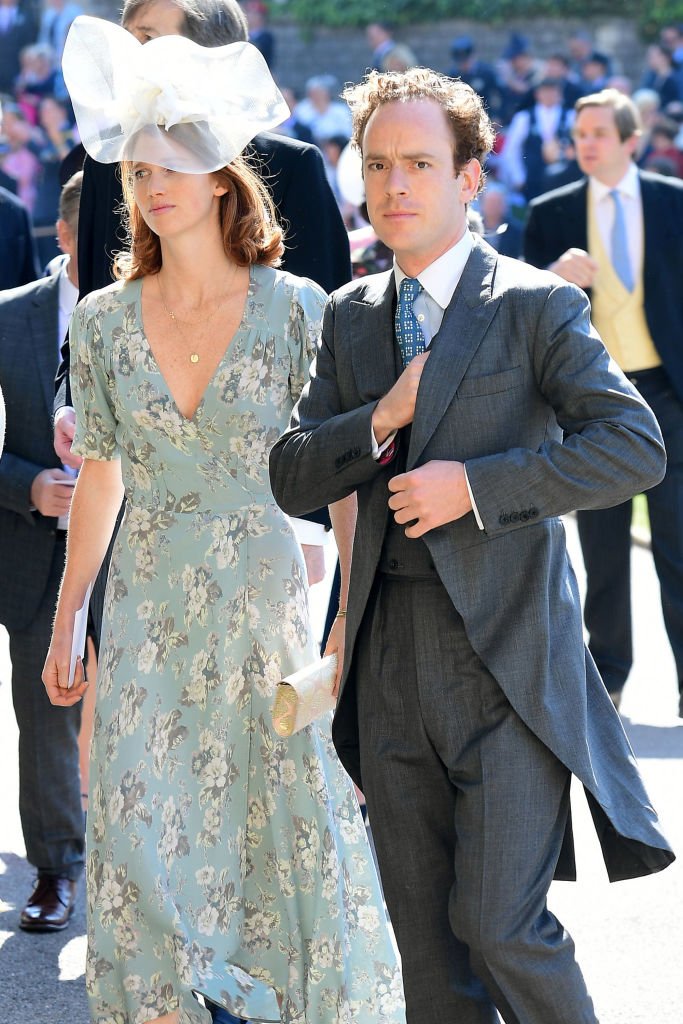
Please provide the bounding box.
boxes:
[157,268,238,364]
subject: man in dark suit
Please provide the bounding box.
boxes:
[0,0,36,92]
[524,88,683,718]
[0,183,38,290]
[0,171,84,931]
[53,0,351,641]
[271,68,674,1023]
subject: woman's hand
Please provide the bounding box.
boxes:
[323,612,346,698]
[42,625,89,707]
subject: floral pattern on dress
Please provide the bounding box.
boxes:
[69,265,406,1024]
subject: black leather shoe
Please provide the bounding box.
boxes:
[19,875,77,932]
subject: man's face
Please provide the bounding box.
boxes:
[124,0,185,43]
[582,59,606,83]
[362,98,480,277]
[535,84,562,108]
[572,105,637,184]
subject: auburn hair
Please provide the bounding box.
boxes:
[115,154,284,280]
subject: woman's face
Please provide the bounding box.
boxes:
[132,163,227,239]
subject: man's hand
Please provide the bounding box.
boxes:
[54,409,83,469]
[548,248,599,290]
[388,460,472,538]
[372,350,430,444]
[302,544,326,586]
[30,468,75,518]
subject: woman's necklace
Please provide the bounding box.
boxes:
[157,268,238,364]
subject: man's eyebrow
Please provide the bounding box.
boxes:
[129,21,156,34]
[364,151,437,162]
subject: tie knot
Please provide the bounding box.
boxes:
[400,277,421,305]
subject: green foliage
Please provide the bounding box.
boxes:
[270,0,682,35]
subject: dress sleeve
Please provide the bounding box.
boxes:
[288,279,327,405]
[69,296,120,460]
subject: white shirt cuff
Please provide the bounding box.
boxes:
[371,425,398,460]
[464,465,484,530]
[54,404,75,425]
[288,517,328,545]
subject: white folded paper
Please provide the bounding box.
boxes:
[68,583,92,687]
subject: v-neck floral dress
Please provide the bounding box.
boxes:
[69,265,405,1024]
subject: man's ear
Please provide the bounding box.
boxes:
[457,159,482,204]
[56,218,74,257]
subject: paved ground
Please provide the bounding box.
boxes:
[1,517,681,1023]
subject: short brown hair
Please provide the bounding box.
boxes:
[120,0,247,45]
[342,68,495,195]
[115,156,283,280]
[58,170,83,232]
[575,88,642,142]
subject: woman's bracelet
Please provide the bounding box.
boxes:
[336,609,347,618]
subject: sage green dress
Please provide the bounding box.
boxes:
[70,265,405,1024]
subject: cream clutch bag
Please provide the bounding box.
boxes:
[272,654,338,737]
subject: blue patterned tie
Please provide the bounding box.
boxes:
[609,189,633,292]
[395,277,426,368]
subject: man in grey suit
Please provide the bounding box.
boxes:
[0,172,84,930]
[270,69,675,1023]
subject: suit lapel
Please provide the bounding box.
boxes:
[640,173,668,283]
[27,275,60,419]
[567,180,589,252]
[407,239,501,468]
[349,271,398,403]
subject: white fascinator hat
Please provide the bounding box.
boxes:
[61,15,290,174]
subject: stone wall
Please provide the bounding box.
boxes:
[84,7,645,98]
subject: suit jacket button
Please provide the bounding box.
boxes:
[520,510,529,522]
[352,447,361,458]
[510,511,519,523]
[529,507,538,518]
[499,514,509,526]
[389,558,399,570]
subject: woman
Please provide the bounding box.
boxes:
[44,19,404,1024]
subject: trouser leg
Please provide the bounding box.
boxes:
[356,575,597,1024]
[640,378,683,697]
[10,538,84,879]
[577,503,633,694]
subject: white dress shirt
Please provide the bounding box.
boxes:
[588,162,643,283]
[58,258,79,349]
[56,260,79,526]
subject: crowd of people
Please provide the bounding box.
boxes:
[0,4,680,1024]
[7,10,683,276]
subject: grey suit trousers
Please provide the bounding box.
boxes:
[9,534,84,879]
[356,574,597,1024]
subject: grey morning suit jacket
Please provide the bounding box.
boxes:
[270,236,675,882]
[0,271,65,631]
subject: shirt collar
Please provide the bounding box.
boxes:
[394,230,474,310]
[589,161,640,204]
[58,258,79,316]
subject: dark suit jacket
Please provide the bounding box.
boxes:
[271,237,674,881]
[54,132,351,410]
[0,186,39,291]
[0,9,36,92]
[524,170,683,404]
[0,271,64,631]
